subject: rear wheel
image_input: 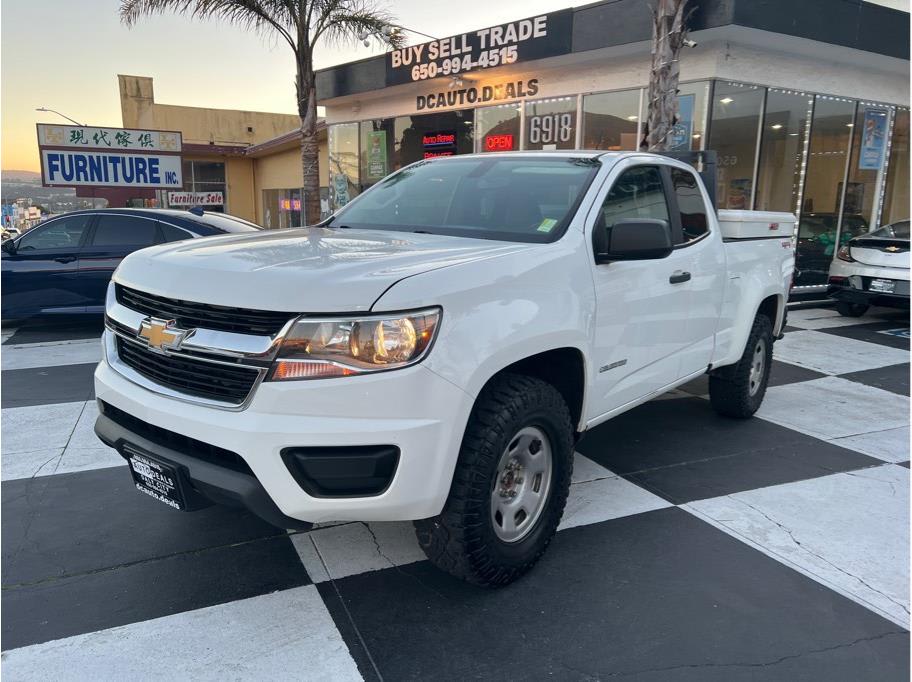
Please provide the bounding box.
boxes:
[836,301,869,317]
[709,314,773,418]
[414,373,573,587]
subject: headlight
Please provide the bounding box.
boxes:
[268,308,441,380]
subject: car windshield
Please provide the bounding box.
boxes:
[868,221,910,240]
[327,157,601,243]
[185,212,262,233]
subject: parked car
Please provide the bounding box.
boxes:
[94,152,794,586]
[828,219,910,316]
[1,209,260,320]
[2,227,21,241]
[794,212,869,287]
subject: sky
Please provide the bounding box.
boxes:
[1,0,576,172]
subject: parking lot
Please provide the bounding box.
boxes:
[1,305,909,680]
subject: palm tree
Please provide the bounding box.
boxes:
[642,0,693,151]
[120,0,404,226]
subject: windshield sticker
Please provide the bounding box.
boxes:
[537,218,558,233]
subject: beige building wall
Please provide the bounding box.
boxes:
[119,75,299,145]
[226,157,257,222]
[252,143,329,225]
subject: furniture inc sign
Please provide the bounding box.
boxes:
[387,10,572,86]
[37,124,183,188]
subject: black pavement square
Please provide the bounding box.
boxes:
[839,363,910,396]
[1,362,96,408]
[680,359,826,397]
[2,467,290,585]
[818,321,910,350]
[576,397,880,503]
[2,534,310,650]
[320,507,908,682]
[2,319,104,345]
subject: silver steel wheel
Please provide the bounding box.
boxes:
[490,425,553,543]
[748,337,767,397]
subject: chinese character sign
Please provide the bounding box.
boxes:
[37,124,182,152]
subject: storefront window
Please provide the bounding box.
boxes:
[640,81,710,152]
[795,96,857,287]
[881,108,910,226]
[708,82,765,209]
[524,97,577,150]
[328,122,360,211]
[360,118,397,189]
[261,188,304,229]
[582,89,641,150]
[842,103,892,232]
[394,109,475,168]
[754,89,814,214]
[476,103,521,153]
[170,160,227,212]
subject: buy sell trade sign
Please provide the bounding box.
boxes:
[37,124,183,189]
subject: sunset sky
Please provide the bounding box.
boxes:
[1,0,574,172]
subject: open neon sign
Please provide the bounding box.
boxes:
[484,134,514,151]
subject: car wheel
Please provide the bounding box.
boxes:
[414,373,573,587]
[836,301,869,317]
[709,313,774,419]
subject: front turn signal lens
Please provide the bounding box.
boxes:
[268,308,440,381]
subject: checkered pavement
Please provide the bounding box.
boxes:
[1,307,909,680]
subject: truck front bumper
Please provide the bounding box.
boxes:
[94,346,473,526]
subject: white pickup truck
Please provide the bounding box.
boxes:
[95,151,795,586]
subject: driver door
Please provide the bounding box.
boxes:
[1,214,93,317]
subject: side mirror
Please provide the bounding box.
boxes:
[596,219,673,263]
[2,239,16,255]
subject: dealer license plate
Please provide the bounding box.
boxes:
[869,278,896,293]
[127,448,186,510]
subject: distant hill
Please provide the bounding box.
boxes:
[2,170,41,183]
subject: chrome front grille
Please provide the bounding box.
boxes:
[106,284,294,409]
[115,336,260,405]
[115,284,294,336]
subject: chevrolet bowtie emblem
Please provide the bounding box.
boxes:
[138,318,188,352]
[885,245,901,252]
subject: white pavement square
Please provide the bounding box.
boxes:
[773,329,908,375]
[785,307,893,331]
[2,338,103,371]
[0,585,362,680]
[757,376,910,445]
[686,464,910,628]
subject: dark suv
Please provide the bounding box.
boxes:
[1,209,260,320]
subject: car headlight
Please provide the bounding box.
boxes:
[268,308,441,380]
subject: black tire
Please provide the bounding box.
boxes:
[836,301,869,317]
[414,373,574,587]
[709,314,773,419]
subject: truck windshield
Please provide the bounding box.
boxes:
[327,157,600,243]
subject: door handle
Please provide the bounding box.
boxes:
[54,256,77,264]
[669,270,691,284]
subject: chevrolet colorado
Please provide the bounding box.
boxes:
[94,151,795,586]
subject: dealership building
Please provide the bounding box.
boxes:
[315,0,910,291]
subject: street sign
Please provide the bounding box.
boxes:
[37,123,183,189]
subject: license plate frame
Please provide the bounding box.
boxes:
[126,447,188,511]
[869,278,896,293]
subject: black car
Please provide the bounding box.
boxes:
[1,209,261,320]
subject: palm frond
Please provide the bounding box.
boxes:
[311,0,403,50]
[120,0,299,51]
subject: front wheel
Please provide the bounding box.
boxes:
[709,314,774,418]
[414,373,573,587]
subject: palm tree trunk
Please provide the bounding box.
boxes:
[298,59,322,226]
[644,0,689,151]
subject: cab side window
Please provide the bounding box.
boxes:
[159,223,194,243]
[597,166,670,239]
[670,168,709,243]
[17,215,91,251]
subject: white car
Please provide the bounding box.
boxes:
[94,151,794,585]
[828,220,910,316]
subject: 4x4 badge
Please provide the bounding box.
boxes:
[138,317,188,352]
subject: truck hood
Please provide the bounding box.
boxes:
[114,227,535,312]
